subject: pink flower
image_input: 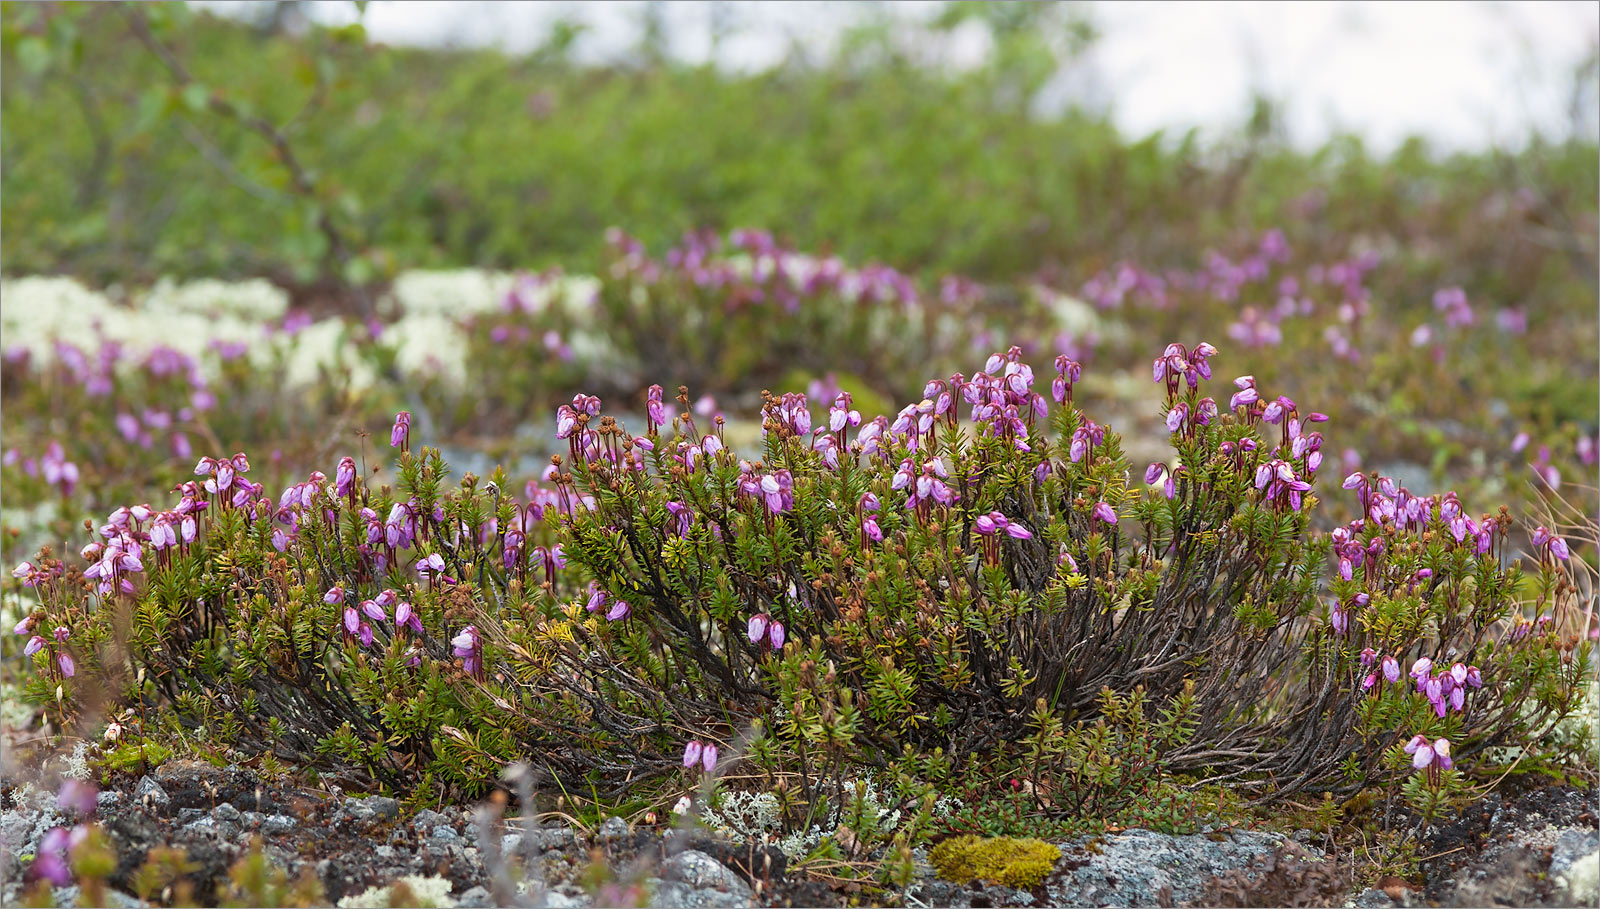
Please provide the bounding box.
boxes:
[1382,656,1400,683]
[747,613,769,645]
[1405,734,1435,769]
[390,411,412,450]
[336,457,357,497]
[702,744,719,772]
[683,740,703,769]
[1092,501,1117,525]
[606,599,631,622]
[395,601,422,634]
[862,515,883,543]
[451,625,482,676]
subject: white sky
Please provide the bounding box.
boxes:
[203,0,1600,152]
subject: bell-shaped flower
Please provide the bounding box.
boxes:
[1093,501,1118,525]
[747,613,769,645]
[451,625,482,676]
[1405,734,1435,769]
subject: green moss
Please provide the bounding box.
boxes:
[101,741,172,774]
[930,835,1061,888]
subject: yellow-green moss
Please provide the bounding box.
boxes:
[929,835,1061,888]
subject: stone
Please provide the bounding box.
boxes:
[543,892,589,909]
[597,815,630,842]
[529,825,574,851]
[648,878,750,909]
[413,808,450,832]
[361,796,402,821]
[1550,828,1599,879]
[660,850,750,895]
[135,777,169,812]
[456,885,494,907]
[213,803,241,823]
[1346,887,1396,908]
[431,824,458,842]
[97,790,124,811]
[1046,828,1290,908]
[262,814,296,835]
[177,807,204,825]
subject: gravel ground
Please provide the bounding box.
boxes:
[1,761,1594,907]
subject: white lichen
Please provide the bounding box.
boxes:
[335,874,456,908]
[61,742,92,781]
[701,778,943,862]
[1560,847,1599,905]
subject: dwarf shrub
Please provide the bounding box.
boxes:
[9,341,1591,831]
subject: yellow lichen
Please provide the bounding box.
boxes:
[929,835,1061,888]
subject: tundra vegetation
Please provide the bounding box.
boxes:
[1,2,1596,905]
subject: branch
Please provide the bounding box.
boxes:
[119,3,363,288]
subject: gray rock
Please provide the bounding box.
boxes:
[413,808,450,831]
[1551,828,1599,879]
[373,845,397,861]
[456,885,494,908]
[97,790,124,811]
[240,810,263,829]
[431,824,458,842]
[343,795,401,824]
[529,825,574,851]
[1048,828,1289,908]
[104,889,150,909]
[52,885,80,907]
[364,796,402,820]
[660,850,750,895]
[177,807,204,825]
[135,777,169,812]
[262,814,296,835]
[544,892,590,909]
[597,815,630,842]
[213,803,242,823]
[182,815,241,842]
[648,878,751,909]
[500,832,524,856]
[1346,887,1396,908]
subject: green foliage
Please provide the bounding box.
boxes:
[3,2,1595,295]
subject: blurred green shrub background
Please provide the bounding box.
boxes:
[3,0,1594,296]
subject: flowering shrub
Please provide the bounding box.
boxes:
[8,342,1592,832]
[1057,230,1598,520]
[584,228,992,401]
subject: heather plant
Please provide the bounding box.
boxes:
[585,227,993,401]
[7,342,1592,844]
[1057,229,1598,518]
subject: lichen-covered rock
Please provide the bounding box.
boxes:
[661,849,751,894]
[1049,828,1290,908]
[598,815,631,842]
